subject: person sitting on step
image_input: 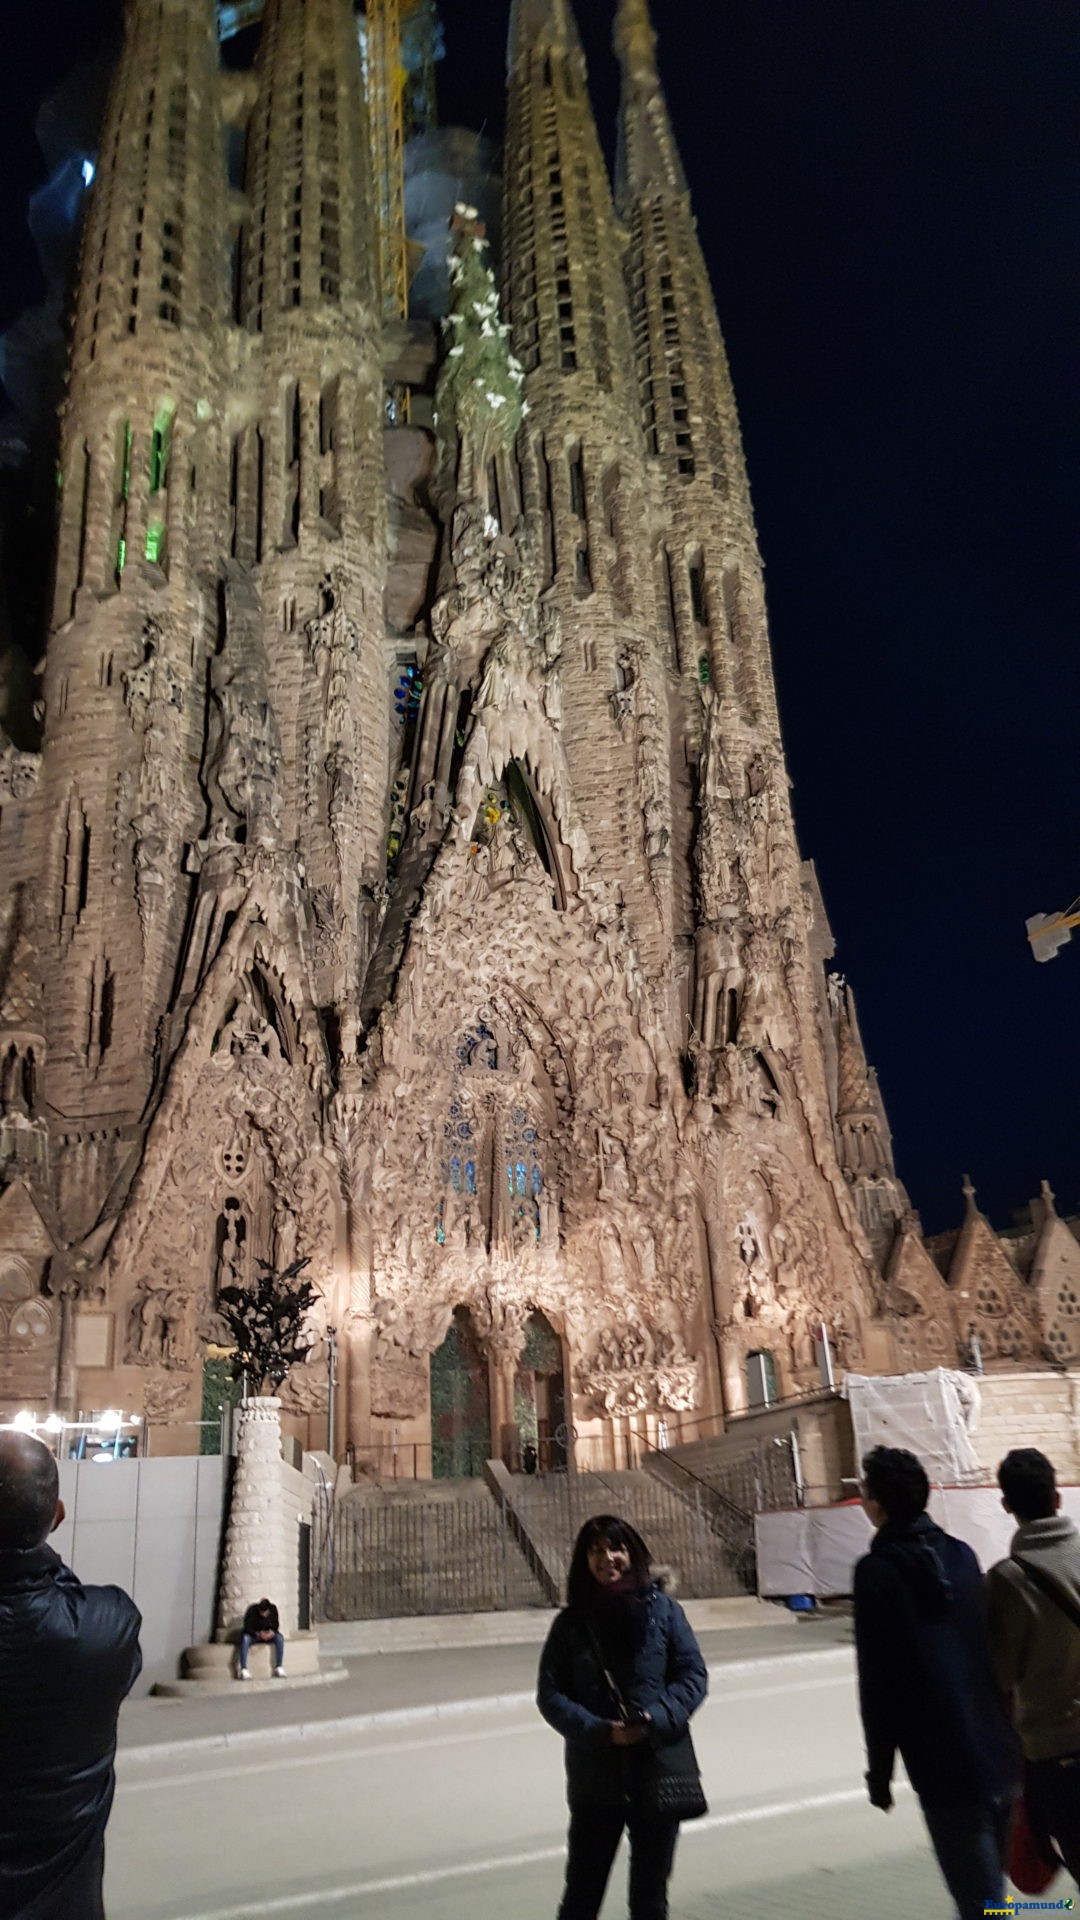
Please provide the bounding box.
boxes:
[238,1597,285,1680]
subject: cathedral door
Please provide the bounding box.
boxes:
[430,1308,490,1479]
[514,1310,566,1472]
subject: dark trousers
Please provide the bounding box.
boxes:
[238,1631,284,1670]
[556,1806,680,1920]
[919,1793,1011,1920]
[1027,1754,1080,1884]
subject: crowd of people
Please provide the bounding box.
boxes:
[0,1425,1078,1920]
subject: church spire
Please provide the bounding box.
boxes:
[507,0,583,70]
[614,0,686,202]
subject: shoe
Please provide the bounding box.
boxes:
[238,1668,251,1680]
[273,1666,286,1678]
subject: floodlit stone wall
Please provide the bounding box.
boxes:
[2,0,1069,1472]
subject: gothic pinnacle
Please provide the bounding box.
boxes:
[614,0,660,83]
[507,0,583,70]
[614,0,686,203]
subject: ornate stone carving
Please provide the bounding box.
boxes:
[0,743,41,800]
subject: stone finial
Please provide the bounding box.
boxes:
[1040,1177,1058,1217]
[507,0,583,69]
[961,1175,978,1215]
[614,0,659,82]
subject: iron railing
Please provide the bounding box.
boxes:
[321,1485,551,1620]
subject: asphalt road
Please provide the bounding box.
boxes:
[106,1638,1071,1920]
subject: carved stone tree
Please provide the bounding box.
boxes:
[215,1258,318,1641]
[217,1256,317,1397]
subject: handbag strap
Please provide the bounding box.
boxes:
[583,1621,630,1723]
[1012,1553,1080,1632]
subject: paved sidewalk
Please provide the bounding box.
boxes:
[118,1612,852,1758]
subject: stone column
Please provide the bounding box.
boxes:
[217,1396,296,1636]
[487,1336,522,1469]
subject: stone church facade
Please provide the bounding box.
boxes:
[2,0,1077,1465]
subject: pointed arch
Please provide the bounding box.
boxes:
[505,758,568,909]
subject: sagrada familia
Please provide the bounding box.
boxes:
[2,0,1077,1469]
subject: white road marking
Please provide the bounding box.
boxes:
[163,1783,900,1920]
[121,1670,851,1792]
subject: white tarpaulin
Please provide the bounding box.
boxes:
[844,1369,982,1482]
[756,1486,1080,1597]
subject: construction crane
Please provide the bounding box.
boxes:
[1027,898,1080,962]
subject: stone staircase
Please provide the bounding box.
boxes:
[323,1475,551,1620]
[495,1464,752,1601]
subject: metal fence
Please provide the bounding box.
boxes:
[321,1485,551,1620]
[505,1466,754,1601]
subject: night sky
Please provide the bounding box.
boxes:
[1,1,1075,1233]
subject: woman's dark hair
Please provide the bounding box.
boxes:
[998,1448,1057,1522]
[565,1514,652,1609]
[862,1446,929,1524]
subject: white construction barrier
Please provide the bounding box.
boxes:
[844,1370,983,1482]
[756,1486,1080,1597]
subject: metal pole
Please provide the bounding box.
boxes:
[790,1426,805,1507]
[326,1326,338,1458]
[818,1324,836,1391]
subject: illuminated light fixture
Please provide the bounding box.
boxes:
[82,159,96,187]
[11,1410,37,1433]
[43,1414,65,1434]
[96,1408,124,1433]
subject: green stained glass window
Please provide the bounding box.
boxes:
[120,421,132,500]
[116,534,127,576]
[145,522,165,564]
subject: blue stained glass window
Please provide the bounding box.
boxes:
[465,1161,477,1194]
[516,1161,527,1197]
[450,1156,462,1192]
[457,1122,472,1139]
[523,1127,537,1143]
[506,1164,515,1196]
[531,1164,543,1196]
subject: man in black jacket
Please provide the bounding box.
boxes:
[0,1430,142,1920]
[854,1446,1019,1920]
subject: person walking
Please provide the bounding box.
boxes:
[0,1430,142,1920]
[987,1447,1080,1882]
[238,1596,285,1678]
[854,1445,1018,1920]
[537,1513,708,1920]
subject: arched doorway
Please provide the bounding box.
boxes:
[514,1309,567,1472]
[430,1307,491,1479]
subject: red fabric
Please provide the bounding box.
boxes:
[1008,1792,1060,1896]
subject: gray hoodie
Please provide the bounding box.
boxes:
[986,1513,1080,1762]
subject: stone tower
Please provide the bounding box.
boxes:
[3,0,969,1461]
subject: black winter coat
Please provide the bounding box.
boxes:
[854,1513,1019,1808]
[0,1545,142,1920]
[537,1585,708,1811]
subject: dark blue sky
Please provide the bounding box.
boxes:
[2,1,1076,1232]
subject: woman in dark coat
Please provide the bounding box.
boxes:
[537,1513,708,1920]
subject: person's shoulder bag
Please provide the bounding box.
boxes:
[584,1616,708,1822]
